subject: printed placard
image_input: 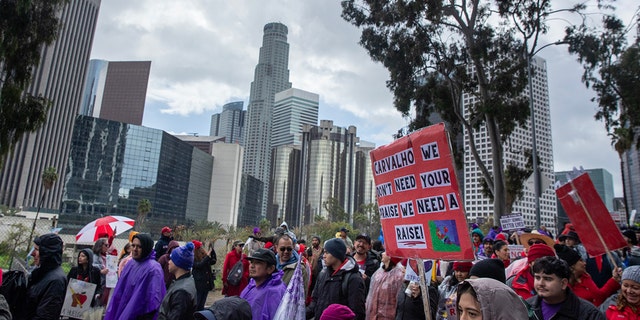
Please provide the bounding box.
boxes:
[370,123,473,260]
[508,245,526,260]
[106,255,118,288]
[500,214,526,231]
[61,279,97,318]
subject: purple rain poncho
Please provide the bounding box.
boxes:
[104,234,166,320]
[240,269,286,320]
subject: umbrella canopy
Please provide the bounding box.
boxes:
[76,215,135,243]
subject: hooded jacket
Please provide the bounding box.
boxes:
[154,234,173,260]
[306,256,366,320]
[240,269,286,320]
[22,233,67,320]
[277,250,309,296]
[104,233,167,320]
[67,248,103,306]
[158,240,180,288]
[457,278,529,320]
[366,263,405,319]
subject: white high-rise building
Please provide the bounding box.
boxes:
[463,57,556,228]
[272,88,319,148]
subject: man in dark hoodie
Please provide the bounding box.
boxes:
[306,238,365,320]
[104,233,166,320]
[154,226,173,260]
[21,233,67,319]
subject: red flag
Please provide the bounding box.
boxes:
[555,173,626,257]
[370,123,473,260]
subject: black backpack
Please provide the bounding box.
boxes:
[0,270,28,316]
[226,260,243,286]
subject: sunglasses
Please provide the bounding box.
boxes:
[279,246,293,252]
[528,239,545,246]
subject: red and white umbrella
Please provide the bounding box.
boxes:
[76,215,135,243]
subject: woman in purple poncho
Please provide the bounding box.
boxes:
[104,233,167,320]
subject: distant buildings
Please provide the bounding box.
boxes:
[0,0,101,211]
[462,57,556,228]
[210,101,245,144]
[80,60,151,125]
[272,88,319,147]
[59,115,213,232]
[242,22,292,219]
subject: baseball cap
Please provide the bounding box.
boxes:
[232,240,245,247]
[161,226,172,234]
[339,227,349,233]
[355,234,371,244]
[246,248,277,266]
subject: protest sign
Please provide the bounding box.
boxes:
[556,172,627,257]
[500,214,526,231]
[106,255,118,288]
[508,245,525,260]
[370,123,473,260]
[61,279,97,318]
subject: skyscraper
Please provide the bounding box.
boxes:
[242,22,292,217]
[463,57,556,229]
[0,0,101,211]
[272,88,319,147]
[79,59,151,125]
[210,101,245,144]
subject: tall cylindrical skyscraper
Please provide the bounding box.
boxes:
[241,22,292,221]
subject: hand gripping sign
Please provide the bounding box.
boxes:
[370,123,474,260]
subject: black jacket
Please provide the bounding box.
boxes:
[306,256,366,320]
[154,235,172,260]
[67,248,103,307]
[355,250,380,294]
[158,273,197,320]
[192,252,217,292]
[395,282,438,320]
[527,288,606,320]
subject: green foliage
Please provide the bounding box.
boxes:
[323,197,348,223]
[353,203,380,238]
[0,0,69,166]
[41,166,58,189]
[341,0,564,221]
[0,223,30,268]
[135,198,152,231]
[564,10,640,149]
[300,220,359,245]
[258,218,271,234]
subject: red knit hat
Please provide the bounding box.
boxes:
[495,233,507,241]
[191,240,203,250]
[527,243,556,263]
[453,261,473,272]
[265,241,273,249]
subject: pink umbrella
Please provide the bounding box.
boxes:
[76,215,135,243]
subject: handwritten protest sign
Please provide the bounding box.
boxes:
[508,245,525,260]
[106,255,118,288]
[61,279,97,318]
[370,123,473,260]
[556,172,627,257]
[500,214,526,231]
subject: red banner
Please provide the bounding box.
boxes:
[370,123,474,260]
[556,172,626,257]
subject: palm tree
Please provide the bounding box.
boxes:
[26,167,58,252]
[135,198,152,231]
[613,127,634,221]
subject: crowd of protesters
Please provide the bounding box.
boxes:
[3,221,640,320]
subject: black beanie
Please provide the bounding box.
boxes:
[554,244,581,266]
[469,259,506,283]
[623,229,639,245]
[324,238,347,262]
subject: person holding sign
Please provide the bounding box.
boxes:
[555,244,621,307]
[605,265,640,319]
[66,248,102,308]
[437,261,472,320]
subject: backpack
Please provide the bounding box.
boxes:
[339,271,353,299]
[0,270,28,316]
[226,260,244,286]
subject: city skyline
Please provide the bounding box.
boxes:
[89,1,639,198]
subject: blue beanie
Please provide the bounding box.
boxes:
[324,238,347,262]
[171,242,194,270]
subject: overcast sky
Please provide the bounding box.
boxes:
[90,1,638,197]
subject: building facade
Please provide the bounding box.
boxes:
[59,115,213,233]
[210,101,245,144]
[79,59,151,125]
[0,0,101,211]
[241,22,292,217]
[462,57,556,228]
[272,88,319,148]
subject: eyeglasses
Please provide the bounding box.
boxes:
[528,239,545,246]
[103,244,109,247]
[279,247,293,252]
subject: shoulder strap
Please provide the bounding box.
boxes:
[341,271,352,298]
